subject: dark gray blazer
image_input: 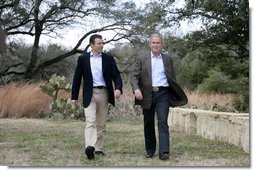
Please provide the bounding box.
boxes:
[131,52,188,109]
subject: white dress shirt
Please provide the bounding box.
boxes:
[90,52,106,87]
[151,52,169,87]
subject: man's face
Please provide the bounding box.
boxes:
[149,36,162,54]
[91,38,104,54]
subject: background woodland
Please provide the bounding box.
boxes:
[0,0,249,117]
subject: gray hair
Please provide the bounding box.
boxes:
[149,33,163,43]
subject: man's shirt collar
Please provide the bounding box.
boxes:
[91,51,102,57]
[151,52,162,58]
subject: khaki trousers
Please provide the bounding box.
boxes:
[84,88,108,152]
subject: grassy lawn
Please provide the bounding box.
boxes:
[0,118,249,167]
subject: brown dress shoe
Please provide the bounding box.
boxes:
[159,153,169,160]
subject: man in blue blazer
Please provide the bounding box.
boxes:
[71,34,123,160]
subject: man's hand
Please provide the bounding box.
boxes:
[114,89,121,98]
[71,100,77,107]
[134,89,143,100]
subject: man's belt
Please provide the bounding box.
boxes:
[93,86,106,89]
[152,86,169,92]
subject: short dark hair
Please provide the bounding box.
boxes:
[89,34,102,44]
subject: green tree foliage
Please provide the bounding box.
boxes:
[197,69,237,93]
[0,43,77,83]
[174,50,209,90]
[0,0,145,79]
[162,0,249,112]
[173,0,248,59]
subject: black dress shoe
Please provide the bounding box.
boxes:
[85,146,95,160]
[159,153,169,160]
[95,151,105,156]
[146,153,154,159]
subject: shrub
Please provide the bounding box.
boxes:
[40,74,84,119]
[197,69,238,93]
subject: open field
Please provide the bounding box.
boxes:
[0,119,249,167]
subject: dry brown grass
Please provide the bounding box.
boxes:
[185,91,234,109]
[0,83,51,118]
[0,83,235,118]
[122,86,234,108]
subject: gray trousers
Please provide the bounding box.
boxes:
[143,88,170,156]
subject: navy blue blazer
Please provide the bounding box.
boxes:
[71,52,123,108]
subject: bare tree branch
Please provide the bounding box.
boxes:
[0,62,25,76]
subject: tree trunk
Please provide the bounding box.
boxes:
[0,26,6,53]
[24,22,42,79]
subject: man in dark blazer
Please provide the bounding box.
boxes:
[131,33,188,160]
[71,34,123,160]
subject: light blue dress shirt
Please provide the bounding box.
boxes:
[151,52,169,87]
[90,51,106,87]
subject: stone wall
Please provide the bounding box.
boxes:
[168,108,249,153]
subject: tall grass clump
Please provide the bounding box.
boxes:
[108,86,236,120]
[185,91,235,112]
[0,83,51,118]
[0,83,239,119]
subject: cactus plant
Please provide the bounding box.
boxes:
[40,74,71,105]
[40,74,83,119]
